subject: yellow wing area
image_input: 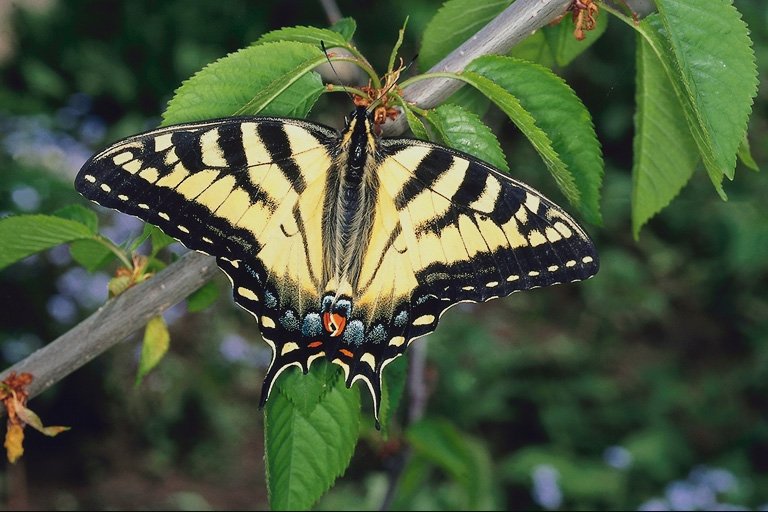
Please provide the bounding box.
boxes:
[361,139,598,318]
[76,118,335,319]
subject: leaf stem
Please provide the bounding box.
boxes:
[95,234,134,269]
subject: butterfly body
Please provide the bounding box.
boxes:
[76,106,598,422]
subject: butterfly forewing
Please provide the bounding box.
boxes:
[371,138,599,340]
[75,116,341,385]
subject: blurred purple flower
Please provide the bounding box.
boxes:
[1,334,43,363]
[162,300,188,325]
[46,294,78,325]
[531,464,562,510]
[219,333,270,368]
[638,465,745,511]
[11,185,41,211]
[603,445,633,470]
[665,480,716,511]
[56,266,110,309]
[47,243,73,266]
[638,498,671,511]
[689,466,738,494]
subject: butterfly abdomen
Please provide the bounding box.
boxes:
[322,108,383,295]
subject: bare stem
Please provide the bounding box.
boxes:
[0,252,218,414]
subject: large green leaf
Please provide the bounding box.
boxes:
[464,56,603,224]
[52,204,99,233]
[329,17,357,41]
[264,361,360,510]
[186,281,220,312]
[419,0,510,70]
[163,41,326,124]
[69,238,117,271]
[426,103,509,172]
[254,24,352,48]
[0,214,96,271]
[638,0,758,197]
[631,26,699,238]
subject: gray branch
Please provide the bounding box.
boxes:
[0,0,574,415]
[0,252,219,412]
[382,0,572,135]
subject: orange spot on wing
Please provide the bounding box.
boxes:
[339,349,354,358]
[308,341,323,348]
[323,312,346,337]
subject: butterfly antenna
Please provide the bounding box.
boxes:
[321,40,357,106]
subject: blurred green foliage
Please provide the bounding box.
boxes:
[1,0,767,510]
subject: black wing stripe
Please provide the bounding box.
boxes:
[257,123,307,194]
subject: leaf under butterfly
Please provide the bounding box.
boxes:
[264,360,360,511]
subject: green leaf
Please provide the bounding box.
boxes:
[265,361,360,510]
[406,418,496,510]
[456,71,573,203]
[186,281,220,312]
[401,103,431,140]
[737,133,758,172]
[420,0,510,70]
[69,238,117,271]
[426,103,509,172]
[163,41,326,124]
[545,7,608,66]
[254,24,351,48]
[128,223,154,252]
[463,56,604,224]
[641,0,758,196]
[0,214,96,271]
[52,205,114,269]
[52,204,99,233]
[509,29,556,68]
[135,315,171,387]
[440,86,491,127]
[631,27,700,238]
[329,17,357,41]
[274,359,347,417]
[148,225,177,256]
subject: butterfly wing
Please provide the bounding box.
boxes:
[75,116,344,397]
[75,111,599,425]
[340,137,599,408]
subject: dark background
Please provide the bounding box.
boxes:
[1,0,766,509]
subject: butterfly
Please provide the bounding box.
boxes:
[75,105,599,425]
